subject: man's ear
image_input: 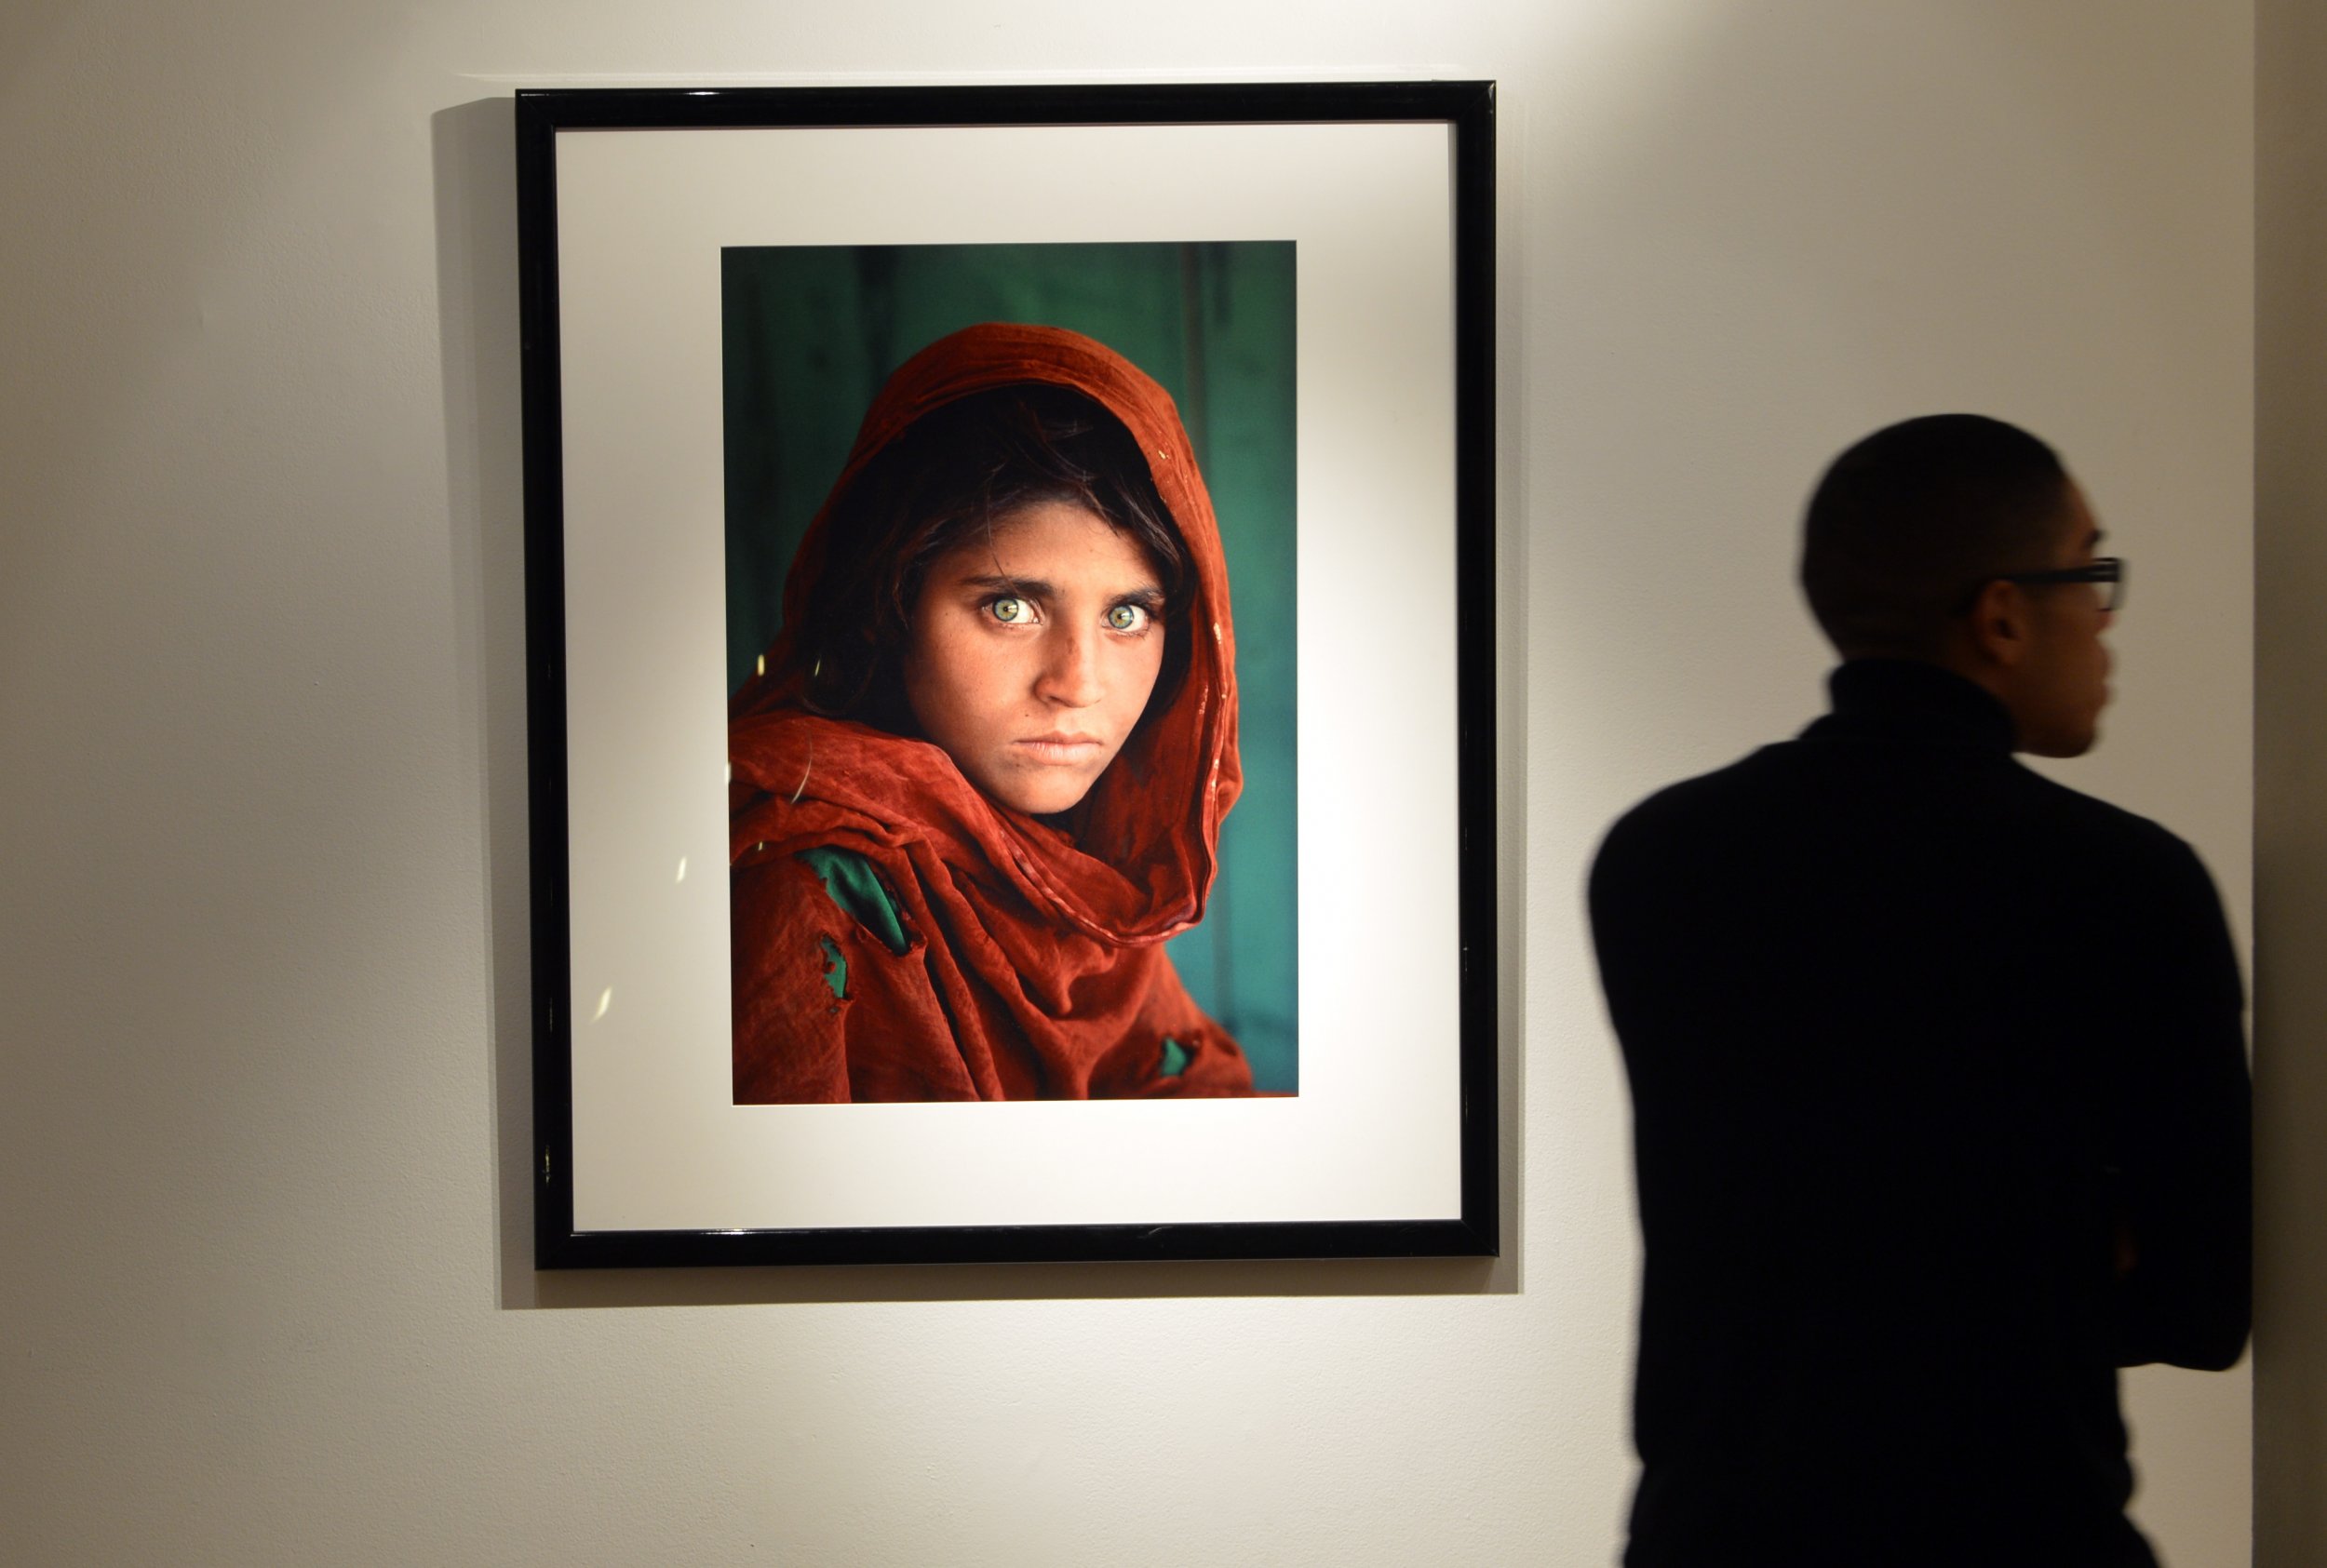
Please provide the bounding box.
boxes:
[1964,578,2032,670]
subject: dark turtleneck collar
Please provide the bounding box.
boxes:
[1802,657,2018,754]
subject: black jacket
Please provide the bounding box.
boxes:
[1590,659,2251,1568]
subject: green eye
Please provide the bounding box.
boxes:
[1106,604,1146,632]
[989,596,1027,624]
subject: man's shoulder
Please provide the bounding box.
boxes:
[1590,744,1799,896]
[1596,733,2199,880]
[1596,739,1853,857]
[1600,743,1787,831]
[2001,759,2192,859]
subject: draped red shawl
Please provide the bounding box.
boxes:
[728,323,1252,1101]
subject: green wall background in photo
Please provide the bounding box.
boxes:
[722,241,1298,1092]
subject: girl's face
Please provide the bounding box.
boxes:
[904,499,1168,816]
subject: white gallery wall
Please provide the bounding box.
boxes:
[0,3,2292,1564]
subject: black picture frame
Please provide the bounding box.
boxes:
[518,81,1498,1268]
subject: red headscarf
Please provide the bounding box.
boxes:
[727,323,1252,1100]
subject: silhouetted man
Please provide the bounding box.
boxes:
[1590,416,2251,1567]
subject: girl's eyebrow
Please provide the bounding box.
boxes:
[956,573,1165,605]
[957,572,1055,599]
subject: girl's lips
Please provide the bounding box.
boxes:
[1015,734,1106,764]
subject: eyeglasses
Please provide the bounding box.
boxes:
[2000,556,2125,613]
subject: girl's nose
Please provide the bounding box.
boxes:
[1034,627,1103,707]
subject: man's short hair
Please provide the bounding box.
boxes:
[1800,414,2072,658]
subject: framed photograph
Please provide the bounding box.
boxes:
[518,82,1497,1267]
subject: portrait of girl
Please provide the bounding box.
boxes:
[726,312,1285,1103]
